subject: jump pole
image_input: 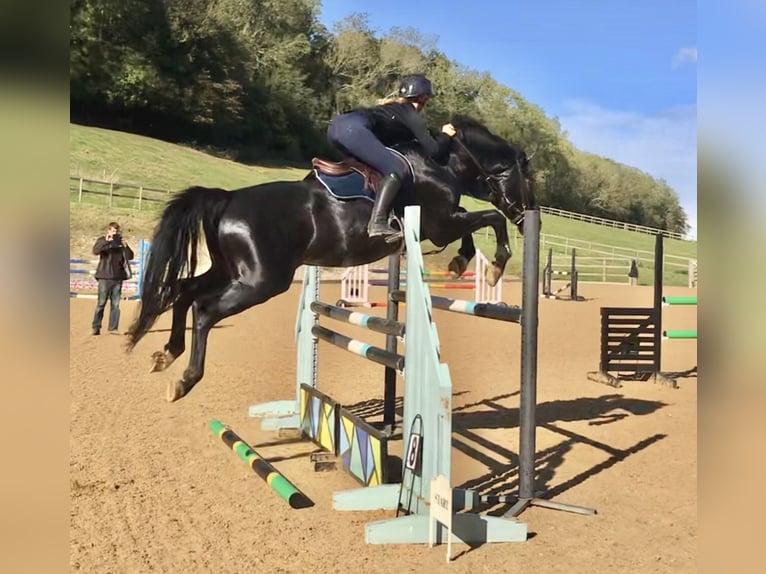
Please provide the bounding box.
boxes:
[209,419,313,509]
[389,290,521,323]
[383,251,402,434]
[662,296,697,306]
[505,209,595,518]
[663,330,697,339]
[653,234,664,377]
[651,234,688,386]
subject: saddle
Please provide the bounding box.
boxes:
[311,148,413,196]
[311,156,384,194]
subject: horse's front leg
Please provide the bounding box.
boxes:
[426,209,510,287]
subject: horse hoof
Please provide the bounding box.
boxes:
[485,264,502,287]
[150,351,167,373]
[448,255,469,278]
[166,380,186,402]
[151,350,178,373]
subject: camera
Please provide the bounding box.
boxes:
[110,233,123,248]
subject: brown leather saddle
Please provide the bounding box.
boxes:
[311,149,413,196]
[311,156,384,194]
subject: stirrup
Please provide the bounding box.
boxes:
[368,221,403,243]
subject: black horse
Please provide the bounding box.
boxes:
[126,116,538,402]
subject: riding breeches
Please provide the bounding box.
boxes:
[327,112,405,179]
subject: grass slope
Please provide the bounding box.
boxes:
[70,124,696,285]
[70,124,306,191]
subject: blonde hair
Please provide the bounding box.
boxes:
[376,94,410,105]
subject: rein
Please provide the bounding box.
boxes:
[452,136,527,226]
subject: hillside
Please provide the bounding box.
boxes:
[70,124,696,285]
[70,124,307,190]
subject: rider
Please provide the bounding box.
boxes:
[327,74,457,242]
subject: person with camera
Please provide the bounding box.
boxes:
[91,222,134,335]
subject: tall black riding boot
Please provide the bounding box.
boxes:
[368,172,403,243]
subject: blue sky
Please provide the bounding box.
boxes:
[698,0,765,217]
[318,0,698,238]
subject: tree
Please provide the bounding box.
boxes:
[70,1,689,232]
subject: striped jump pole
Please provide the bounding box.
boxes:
[369,280,474,289]
[424,283,474,290]
[311,326,405,371]
[370,267,476,278]
[209,419,313,509]
[389,290,522,323]
[309,301,405,338]
[424,269,475,278]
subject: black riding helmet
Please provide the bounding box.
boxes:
[398,74,434,100]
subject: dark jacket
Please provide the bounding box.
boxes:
[363,102,452,161]
[92,237,134,280]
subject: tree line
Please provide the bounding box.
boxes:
[70,0,689,233]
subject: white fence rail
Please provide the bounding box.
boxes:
[540,235,697,287]
[539,206,689,241]
[539,233,690,271]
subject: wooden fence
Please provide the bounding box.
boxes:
[70,177,173,210]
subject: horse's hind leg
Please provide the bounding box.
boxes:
[166,274,293,402]
[149,270,224,373]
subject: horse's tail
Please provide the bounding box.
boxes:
[126,186,232,350]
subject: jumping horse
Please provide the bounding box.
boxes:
[126,115,538,401]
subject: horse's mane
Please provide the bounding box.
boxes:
[450,115,524,158]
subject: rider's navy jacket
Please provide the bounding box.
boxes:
[361,102,452,161]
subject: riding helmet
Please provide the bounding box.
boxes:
[398,74,434,100]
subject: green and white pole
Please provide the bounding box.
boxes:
[210,419,313,509]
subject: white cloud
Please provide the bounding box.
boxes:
[558,100,698,239]
[672,46,697,70]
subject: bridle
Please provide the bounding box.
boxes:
[453,136,530,227]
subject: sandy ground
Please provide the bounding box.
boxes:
[70,279,697,573]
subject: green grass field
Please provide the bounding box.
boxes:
[70,124,307,191]
[70,124,696,286]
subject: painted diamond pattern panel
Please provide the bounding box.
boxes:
[338,407,388,487]
[299,384,339,454]
[298,386,389,487]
